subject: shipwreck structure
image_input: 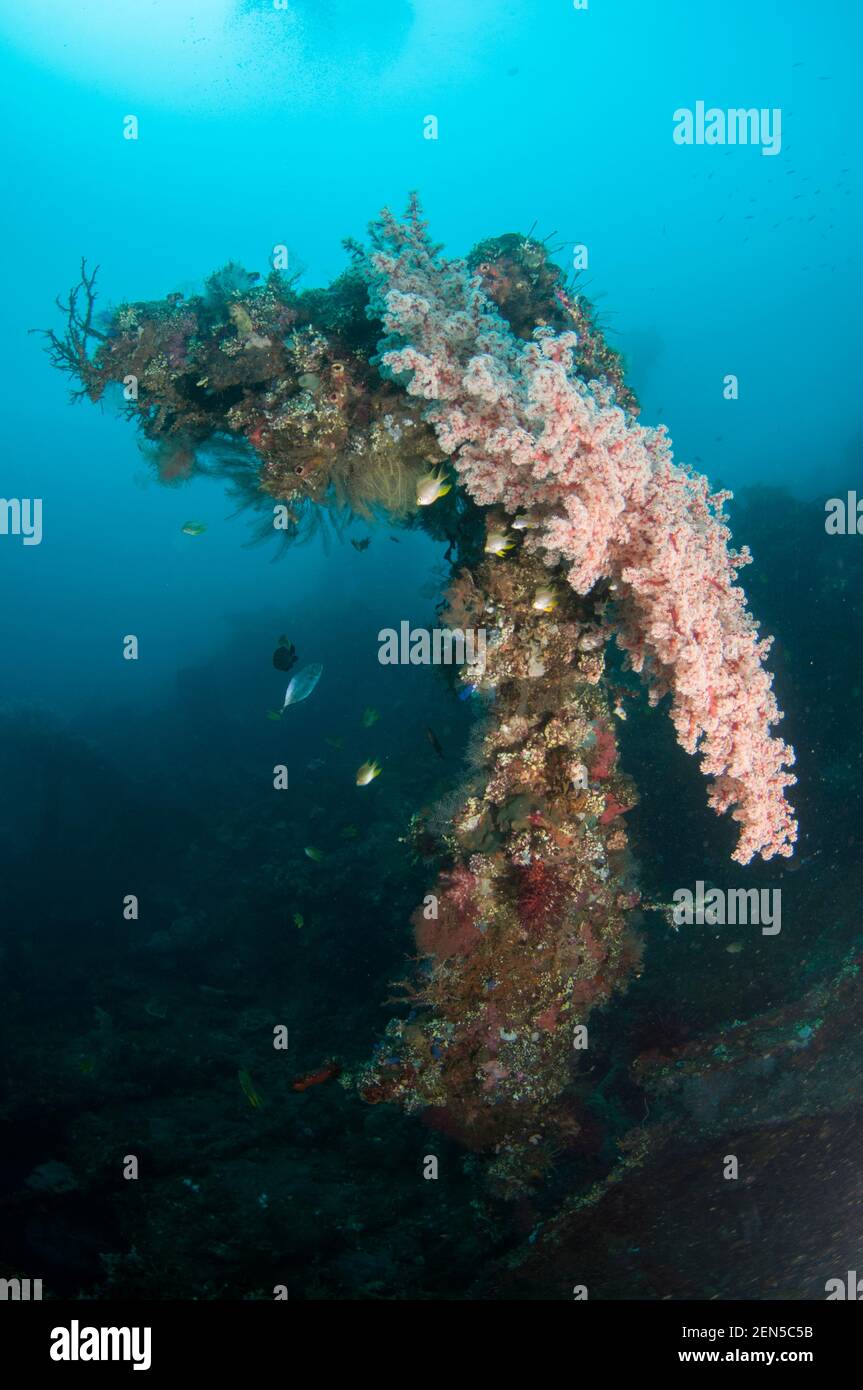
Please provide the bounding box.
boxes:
[42,199,797,1193]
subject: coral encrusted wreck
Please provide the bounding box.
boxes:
[42,198,797,1192]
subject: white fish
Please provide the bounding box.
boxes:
[283,662,323,708]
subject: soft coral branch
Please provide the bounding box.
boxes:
[365,200,797,863]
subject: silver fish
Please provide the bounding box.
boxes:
[283,662,324,708]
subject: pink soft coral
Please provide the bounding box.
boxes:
[367,200,797,863]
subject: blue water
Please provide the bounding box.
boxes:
[2,0,860,716]
[1,1,861,1303]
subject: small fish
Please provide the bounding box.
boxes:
[306,758,326,771]
[266,709,283,722]
[511,512,539,530]
[304,846,326,863]
[181,521,207,536]
[324,735,344,749]
[350,537,371,551]
[340,824,359,840]
[485,529,515,557]
[458,682,478,701]
[292,1059,341,1093]
[284,662,324,708]
[273,639,297,673]
[726,941,744,955]
[389,535,401,543]
[532,584,559,612]
[356,759,382,786]
[361,707,380,727]
[416,467,452,507]
[425,726,445,759]
[293,912,304,930]
[238,1069,263,1108]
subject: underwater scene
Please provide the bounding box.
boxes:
[2,0,862,1314]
